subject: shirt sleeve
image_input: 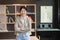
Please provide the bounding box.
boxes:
[20,17,32,32]
[27,17,32,31]
[15,17,20,32]
[15,16,32,32]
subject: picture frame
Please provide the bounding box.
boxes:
[40,6,53,23]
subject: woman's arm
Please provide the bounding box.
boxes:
[15,16,32,32]
[19,17,32,32]
[15,17,20,32]
[26,17,32,31]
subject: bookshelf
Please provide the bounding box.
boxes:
[0,4,36,36]
[0,5,7,32]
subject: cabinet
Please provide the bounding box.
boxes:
[0,4,36,36]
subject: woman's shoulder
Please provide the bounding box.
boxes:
[15,16,20,19]
[27,16,33,22]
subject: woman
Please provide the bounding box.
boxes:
[15,6,32,40]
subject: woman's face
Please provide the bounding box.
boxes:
[20,8,27,15]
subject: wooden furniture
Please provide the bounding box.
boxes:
[0,36,39,40]
[0,4,36,37]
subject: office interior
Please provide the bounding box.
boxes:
[0,0,60,40]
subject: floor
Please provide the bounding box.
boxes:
[0,36,58,40]
[40,37,56,40]
[0,36,39,40]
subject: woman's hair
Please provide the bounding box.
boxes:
[19,6,27,12]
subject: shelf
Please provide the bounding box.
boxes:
[32,22,36,23]
[15,13,20,15]
[0,13,6,15]
[6,6,15,13]
[0,29,35,32]
[15,13,35,15]
[7,22,15,24]
[27,12,35,14]
[0,30,14,32]
[7,22,35,24]
[37,29,60,31]
[0,29,36,32]
[12,4,36,6]
[0,22,6,24]
[6,13,15,15]
[0,5,6,14]
[0,30,35,32]
[0,4,36,36]
[6,15,15,23]
[31,29,35,32]
[27,13,35,15]
[0,14,6,23]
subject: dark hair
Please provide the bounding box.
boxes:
[19,6,27,12]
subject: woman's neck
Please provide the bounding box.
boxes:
[20,14,27,17]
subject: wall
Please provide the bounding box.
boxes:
[36,0,54,28]
[58,0,60,28]
[0,0,36,4]
[0,0,59,39]
[0,0,59,30]
[36,0,58,29]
